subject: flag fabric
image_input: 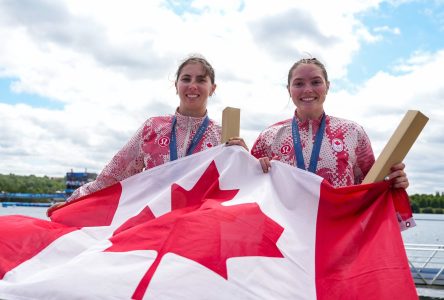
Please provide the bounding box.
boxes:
[0,145,417,299]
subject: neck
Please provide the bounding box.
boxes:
[177,107,206,118]
[295,110,323,122]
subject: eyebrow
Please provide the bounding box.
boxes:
[292,75,323,81]
[180,74,207,78]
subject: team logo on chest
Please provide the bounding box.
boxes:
[280,144,292,155]
[331,138,344,152]
[158,136,170,147]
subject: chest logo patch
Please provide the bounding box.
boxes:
[158,136,170,147]
[331,138,344,152]
[280,144,292,155]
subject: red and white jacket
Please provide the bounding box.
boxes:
[251,112,375,187]
[68,111,221,201]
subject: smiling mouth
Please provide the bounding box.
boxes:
[187,94,199,99]
[300,97,316,102]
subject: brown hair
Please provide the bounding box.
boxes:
[287,58,329,88]
[175,54,215,84]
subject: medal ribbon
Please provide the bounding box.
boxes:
[291,113,326,173]
[169,115,209,161]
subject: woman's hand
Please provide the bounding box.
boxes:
[385,162,409,189]
[259,157,272,173]
[46,202,66,217]
[225,137,249,151]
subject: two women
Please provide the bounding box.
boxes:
[48,55,408,216]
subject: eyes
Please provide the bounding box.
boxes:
[292,79,324,88]
[179,75,208,84]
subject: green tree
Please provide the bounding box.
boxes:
[421,207,434,214]
[409,201,420,214]
[430,197,441,208]
[418,197,428,208]
[0,174,65,195]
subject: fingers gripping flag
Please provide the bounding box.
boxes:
[0,146,416,299]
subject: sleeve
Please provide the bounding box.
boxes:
[67,122,149,202]
[353,125,375,184]
[251,130,272,159]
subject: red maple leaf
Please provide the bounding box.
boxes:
[106,161,284,299]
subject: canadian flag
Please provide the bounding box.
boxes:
[0,146,416,299]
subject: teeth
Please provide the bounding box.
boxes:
[187,94,198,98]
[301,97,315,101]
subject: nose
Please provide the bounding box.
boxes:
[302,84,314,93]
[188,80,198,90]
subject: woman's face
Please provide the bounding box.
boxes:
[288,63,329,120]
[175,63,216,117]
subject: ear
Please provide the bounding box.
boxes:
[210,84,217,96]
[175,82,178,94]
[287,85,291,97]
[326,81,330,94]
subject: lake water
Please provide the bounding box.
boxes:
[402,214,444,244]
[1,207,443,298]
[0,206,49,219]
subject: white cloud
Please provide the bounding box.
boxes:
[392,50,434,73]
[325,49,444,194]
[374,25,401,35]
[0,0,442,194]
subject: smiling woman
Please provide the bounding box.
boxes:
[47,55,219,214]
[251,57,409,190]
[46,54,246,216]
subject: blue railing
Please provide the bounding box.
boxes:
[0,193,66,200]
[1,202,53,207]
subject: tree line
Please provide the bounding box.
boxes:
[0,174,443,214]
[0,174,65,195]
[409,192,444,214]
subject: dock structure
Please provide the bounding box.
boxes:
[0,193,66,207]
[405,243,444,287]
[1,201,52,207]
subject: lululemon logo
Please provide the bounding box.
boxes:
[280,144,291,155]
[331,138,344,152]
[158,136,170,147]
[207,142,213,148]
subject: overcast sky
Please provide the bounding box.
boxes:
[0,0,443,195]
